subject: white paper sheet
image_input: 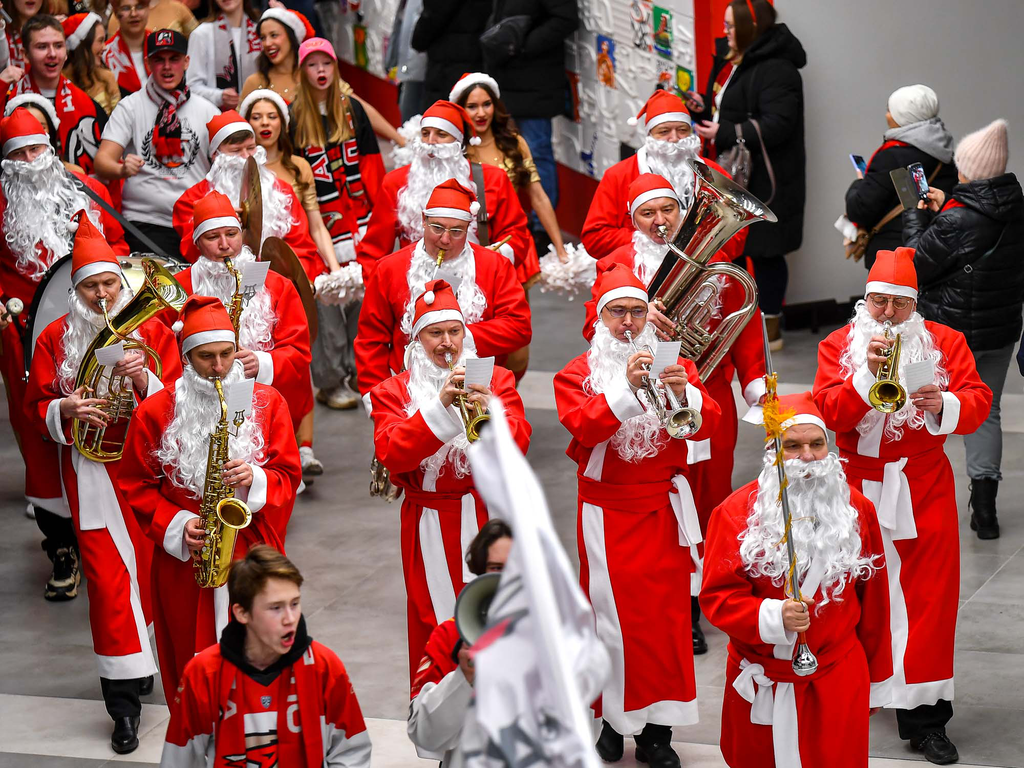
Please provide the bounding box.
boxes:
[433,268,463,295]
[650,340,682,380]
[240,260,270,295]
[903,358,936,394]
[464,356,495,389]
[94,341,125,368]
[225,377,255,420]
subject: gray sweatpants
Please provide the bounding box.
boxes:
[963,342,1015,481]
[311,299,360,391]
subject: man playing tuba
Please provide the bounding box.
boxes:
[24,212,181,755]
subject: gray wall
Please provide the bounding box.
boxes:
[774,0,1024,305]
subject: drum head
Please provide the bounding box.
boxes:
[24,254,73,375]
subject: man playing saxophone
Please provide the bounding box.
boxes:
[24,212,181,755]
[119,294,301,695]
[369,279,530,691]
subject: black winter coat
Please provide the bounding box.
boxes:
[411,0,491,106]
[696,27,806,258]
[846,141,958,269]
[483,0,578,119]
[903,173,1024,352]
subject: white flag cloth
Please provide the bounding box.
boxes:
[451,401,610,768]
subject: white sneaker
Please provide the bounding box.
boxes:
[25,503,35,520]
[316,386,358,410]
[300,446,324,477]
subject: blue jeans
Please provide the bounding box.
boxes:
[517,118,557,227]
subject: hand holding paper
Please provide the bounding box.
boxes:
[464,357,495,390]
[903,358,936,395]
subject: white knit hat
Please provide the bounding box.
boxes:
[955,119,1009,181]
[239,89,290,128]
[887,85,939,127]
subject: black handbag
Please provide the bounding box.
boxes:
[480,12,532,65]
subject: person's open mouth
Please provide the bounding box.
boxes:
[259,129,273,139]
[316,75,328,87]
[281,631,295,648]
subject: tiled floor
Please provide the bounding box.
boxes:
[1,290,1021,767]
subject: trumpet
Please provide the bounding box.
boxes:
[869,321,908,413]
[444,352,490,442]
[624,330,701,439]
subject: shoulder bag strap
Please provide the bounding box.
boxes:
[742,64,777,204]
[470,162,490,246]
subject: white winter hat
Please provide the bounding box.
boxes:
[887,85,940,127]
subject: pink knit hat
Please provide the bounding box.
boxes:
[955,119,1009,181]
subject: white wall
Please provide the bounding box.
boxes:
[775,0,1024,305]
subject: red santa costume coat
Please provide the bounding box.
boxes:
[408,617,470,762]
[356,162,532,279]
[171,178,326,282]
[354,241,531,406]
[119,381,302,690]
[700,480,893,768]
[553,352,720,734]
[25,315,181,680]
[812,322,992,710]
[369,367,530,686]
[0,179,128,511]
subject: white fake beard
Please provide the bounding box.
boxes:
[739,451,879,609]
[585,322,667,463]
[191,247,276,352]
[156,360,266,499]
[206,147,296,241]
[404,340,478,480]
[643,134,701,213]
[400,240,487,339]
[631,230,668,286]
[839,300,949,441]
[1,148,102,282]
[57,288,134,396]
[396,138,474,241]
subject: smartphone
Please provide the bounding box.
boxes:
[850,154,867,175]
[908,162,929,199]
[890,168,921,210]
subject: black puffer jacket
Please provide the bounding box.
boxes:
[411,0,491,106]
[903,172,1024,352]
[696,27,806,258]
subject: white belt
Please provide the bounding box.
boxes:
[733,659,802,768]
[668,474,702,547]
[864,457,917,541]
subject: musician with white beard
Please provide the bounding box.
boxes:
[553,264,720,768]
[369,279,530,690]
[119,294,301,693]
[813,248,992,764]
[0,106,129,601]
[24,213,180,754]
[701,392,893,768]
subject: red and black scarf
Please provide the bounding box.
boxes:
[146,78,191,162]
[102,30,150,94]
[214,15,261,91]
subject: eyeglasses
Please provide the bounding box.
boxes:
[603,306,648,320]
[426,223,467,239]
[116,3,148,15]
[867,294,914,311]
[723,20,734,31]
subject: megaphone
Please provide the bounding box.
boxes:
[454,572,501,645]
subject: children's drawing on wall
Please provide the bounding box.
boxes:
[675,65,694,98]
[652,6,673,59]
[596,35,616,89]
[353,24,368,68]
[629,0,652,52]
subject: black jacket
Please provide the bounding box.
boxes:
[903,173,1024,352]
[483,0,578,119]
[411,0,491,106]
[696,27,806,258]
[846,141,958,269]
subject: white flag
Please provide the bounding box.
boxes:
[452,401,610,768]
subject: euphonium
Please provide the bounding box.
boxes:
[72,258,189,462]
[624,330,701,439]
[444,352,490,442]
[648,159,777,379]
[868,321,908,413]
[193,378,253,588]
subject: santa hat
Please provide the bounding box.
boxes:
[750,391,827,434]
[887,84,939,127]
[595,263,648,315]
[70,210,122,287]
[410,279,464,339]
[258,7,314,43]
[424,178,480,221]
[628,90,692,133]
[207,110,254,156]
[866,247,918,300]
[421,100,481,146]
[62,12,102,51]
[192,190,241,242]
[954,118,1009,181]
[177,294,237,354]
[238,88,290,129]
[448,71,500,104]
[628,173,679,220]
[4,93,59,130]
[1,107,50,157]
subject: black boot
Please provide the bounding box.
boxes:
[43,545,80,601]
[111,716,140,754]
[969,478,1000,540]
[911,730,959,765]
[595,720,624,762]
[634,724,680,768]
[691,595,707,655]
[139,676,155,696]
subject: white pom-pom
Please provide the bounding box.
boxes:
[171,320,184,333]
[538,242,596,300]
[469,201,480,216]
[67,220,79,233]
[423,290,435,305]
[470,136,482,146]
[627,115,639,126]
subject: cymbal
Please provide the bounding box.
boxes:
[262,236,318,343]
[240,155,263,255]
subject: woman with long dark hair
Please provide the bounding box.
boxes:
[62,12,120,114]
[186,0,260,110]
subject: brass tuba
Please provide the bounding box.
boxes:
[444,352,490,442]
[648,159,777,379]
[72,258,188,462]
[869,321,908,413]
[193,378,252,589]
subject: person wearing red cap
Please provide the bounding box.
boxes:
[369,278,530,687]
[553,263,720,767]
[357,99,532,278]
[701,392,893,768]
[24,210,181,754]
[813,247,992,764]
[101,0,152,97]
[61,12,121,115]
[119,292,302,692]
[355,178,530,411]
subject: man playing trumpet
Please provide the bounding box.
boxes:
[369,279,530,688]
[553,264,719,768]
[120,294,301,692]
[813,248,991,764]
[25,213,181,754]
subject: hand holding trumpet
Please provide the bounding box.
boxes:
[440,365,491,411]
[866,334,894,376]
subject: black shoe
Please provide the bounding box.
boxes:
[968,478,999,540]
[634,724,680,768]
[692,620,708,655]
[595,720,624,762]
[44,546,80,601]
[111,715,140,754]
[911,730,959,765]
[139,676,154,696]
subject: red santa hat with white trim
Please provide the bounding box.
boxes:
[258,7,314,43]
[421,100,481,146]
[743,390,828,435]
[628,173,680,221]
[70,210,123,287]
[192,190,241,242]
[176,294,237,353]
[865,246,918,300]
[627,90,693,133]
[62,12,103,50]
[410,279,464,339]
[206,110,254,156]
[4,93,60,129]
[0,107,51,157]
[595,262,649,315]
[448,71,500,104]
[424,178,480,220]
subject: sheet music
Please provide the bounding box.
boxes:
[240,261,270,296]
[94,341,125,368]
[649,340,681,380]
[433,268,463,295]
[903,358,936,394]
[225,377,255,420]
[464,357,495,389]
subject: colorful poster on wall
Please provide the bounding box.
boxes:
[596,35,616,89]
[353,24,368,69]
[629,0,652,52]
[675,65,694,96]
[652,6,673,59]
